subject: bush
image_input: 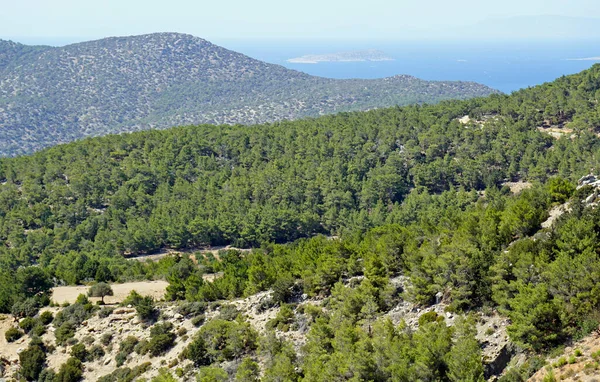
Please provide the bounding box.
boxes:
[218,304,240,321]
[97,362,152,382]
[197,366,228,382]
[177,327,188,337]
[55,322,76,345]
[38,368,57,382]
[266,304,295,332]
[120,336,140,354]
[70,343,88,361]
[100,333,113,346]
[19,344,47,381]
[147,333,176,357]
[89,345,105,360]
[122,290,156,320]
[32,324,46,337]
[5,326,23,342]
[40,311,54,325]
[55,357,83,382]
[136,298,156,321]
[191,315,205,327]
[134,339,150,355]
[176,302,206,318]
[54,303,89,327]
[19,317,37,333]
[418,311,442,326]
[235,357,260,382]
[116,351,127,367]
[189,319,257,363]
[11,298,40,318]
[98,307,115,318]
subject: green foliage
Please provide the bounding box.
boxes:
[55,322,76,345]
[0,33,496,157]
[146,322,176,356]
[152,368,178,382]
[196,366,229,382]
[235,357,260,382]
[267,304,295,332]
[123,291,157,321]
[5,326,23,342]
[70,343,88,362]
[40,311,54,325]
[185,318,257,364]
[97,362,152,382]
[55,357,83,382]
[88,282,114,303]
[19,344,47,381]
[19,316,36,332]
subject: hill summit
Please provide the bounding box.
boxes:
[0,32,497,156]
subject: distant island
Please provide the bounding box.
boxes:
[287,49,394,64]
[566,56,600,61]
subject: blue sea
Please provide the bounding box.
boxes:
[218,39,600,94]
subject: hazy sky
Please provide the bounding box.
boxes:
[2,0,600,43]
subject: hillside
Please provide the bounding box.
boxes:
[2,65,600,381]
[0,33,497,157]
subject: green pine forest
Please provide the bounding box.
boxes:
[3,64,600,381]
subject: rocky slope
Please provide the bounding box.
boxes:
[0,33,497,156]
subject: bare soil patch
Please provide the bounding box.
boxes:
[51,280,169,305]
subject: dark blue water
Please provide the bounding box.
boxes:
[218,39,600,93]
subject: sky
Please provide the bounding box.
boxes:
[1,0,600,44]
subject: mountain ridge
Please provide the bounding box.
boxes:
[0,32,497,157]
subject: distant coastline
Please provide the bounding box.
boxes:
[287,49,394,64]
[566,57,600,61]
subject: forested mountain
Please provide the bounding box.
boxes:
[2,65,600,381]
[0,33,497,157]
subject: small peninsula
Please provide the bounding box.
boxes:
[287,49,394,64]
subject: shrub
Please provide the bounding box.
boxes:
[235,357,260,382]
[188,319,257,363]
[40,311,54,325]
[147,333,176,357]
[55,357,83,382]
[70,343,88,361]
[98,307,115,318]
[38,368,57,382]
[575,348,583,357]
[120,336,140,353]
[32,324,47,337]
[89,345,105,360]
[176,302,206,318]
[19,344,47,381]
[11,298,40,318]
[19,317,37,333]
[116,351,127,367]
[55,322,76,345]
[266,304,295,332]
[218,304,240,321]
[97,362,152,382]
[134,339,150,355]
[100,333,113,346]
[554,357,567,368]
[418,311,442,326]
[177,327,188,337]
[54,303,89,328]
[197,366,228,382]
[136,297,156,321]
[5,326,23,342]
[191,315,205,327]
